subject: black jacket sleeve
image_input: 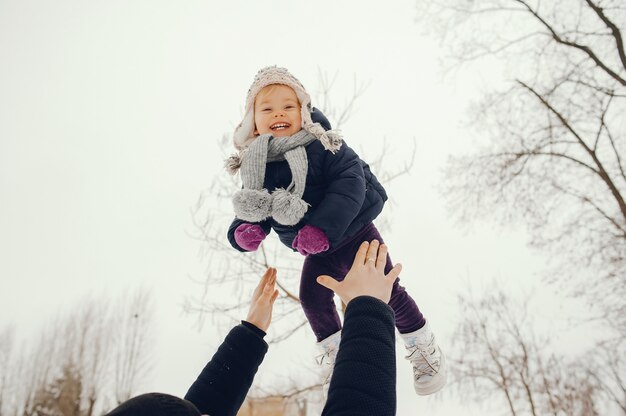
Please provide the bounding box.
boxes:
[227,218,272,252]
[307,141,367,247]
[322,296,396,416]
[184,323,269,416]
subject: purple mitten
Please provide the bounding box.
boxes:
[234,223,267,251]
[292,225,330,256]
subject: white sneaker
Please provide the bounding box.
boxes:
[400,322,447,395]
[315,330,341,398]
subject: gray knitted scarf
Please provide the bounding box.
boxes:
[229,130,316,225]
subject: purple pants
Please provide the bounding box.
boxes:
[300,222,426,341]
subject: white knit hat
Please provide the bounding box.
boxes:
[232,66,342,152]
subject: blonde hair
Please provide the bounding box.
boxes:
[254,84,302,108]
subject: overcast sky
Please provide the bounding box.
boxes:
[0,1,586,415]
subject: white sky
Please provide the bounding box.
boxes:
[0,1,588,415]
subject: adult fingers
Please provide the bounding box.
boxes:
[265,269,278,292]
[253,268,272,298]
[366,240,380,267]
[352,241,370,267]
[385,263,403,282]
[375,244,388,271]
[263,281,274,295]
[260,267,274,285]
[270,289,279,304]
[257,268,276,296]
[267,268,277,285]
[316,275,340,292]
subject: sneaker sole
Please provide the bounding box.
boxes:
[414,348,447,396]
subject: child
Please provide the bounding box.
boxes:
[224,66,446,395]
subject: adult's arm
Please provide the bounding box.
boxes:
[184,322,268,416]
[322,296,396,416]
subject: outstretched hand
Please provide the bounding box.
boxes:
[316,240,401,305]
[246,267,280,332]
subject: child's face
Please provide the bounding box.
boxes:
[253,84,302,138]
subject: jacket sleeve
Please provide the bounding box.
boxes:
[322,296,396,416]
[184,323,269,416]
[227,218,272,252]
[307,141,366,246]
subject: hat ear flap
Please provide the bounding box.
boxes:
[233,109,255,150]
[300,105,309,130]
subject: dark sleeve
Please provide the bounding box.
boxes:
[184,324,269,416]
[307,142,366,246]
[311,107,332,130]
[241,320,267,338]
[322,296,396,416]
[227,217,272,252]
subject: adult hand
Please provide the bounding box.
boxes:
[316,240,401,305]
[246,267,280,332]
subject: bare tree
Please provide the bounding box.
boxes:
[0,290,154,416]
[413,3,626,413]
[0,326,15,414]
[31,363,83,416]
[452,283,626,415]
[417,0,626,333]
[112,290,154,404]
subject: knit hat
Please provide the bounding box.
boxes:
[231,66,342,152]
[105,393,202,416]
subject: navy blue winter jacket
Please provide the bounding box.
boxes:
[227,108,387,252]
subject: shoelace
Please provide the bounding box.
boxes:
[316,350,336,367]
[316,350,337,393]
[406,345,440,377]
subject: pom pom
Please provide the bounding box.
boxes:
[306,122,343,154]
[322,130,343,151]
[271,188,309,225]
[233,189,272,222]
[224,154,242,175]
